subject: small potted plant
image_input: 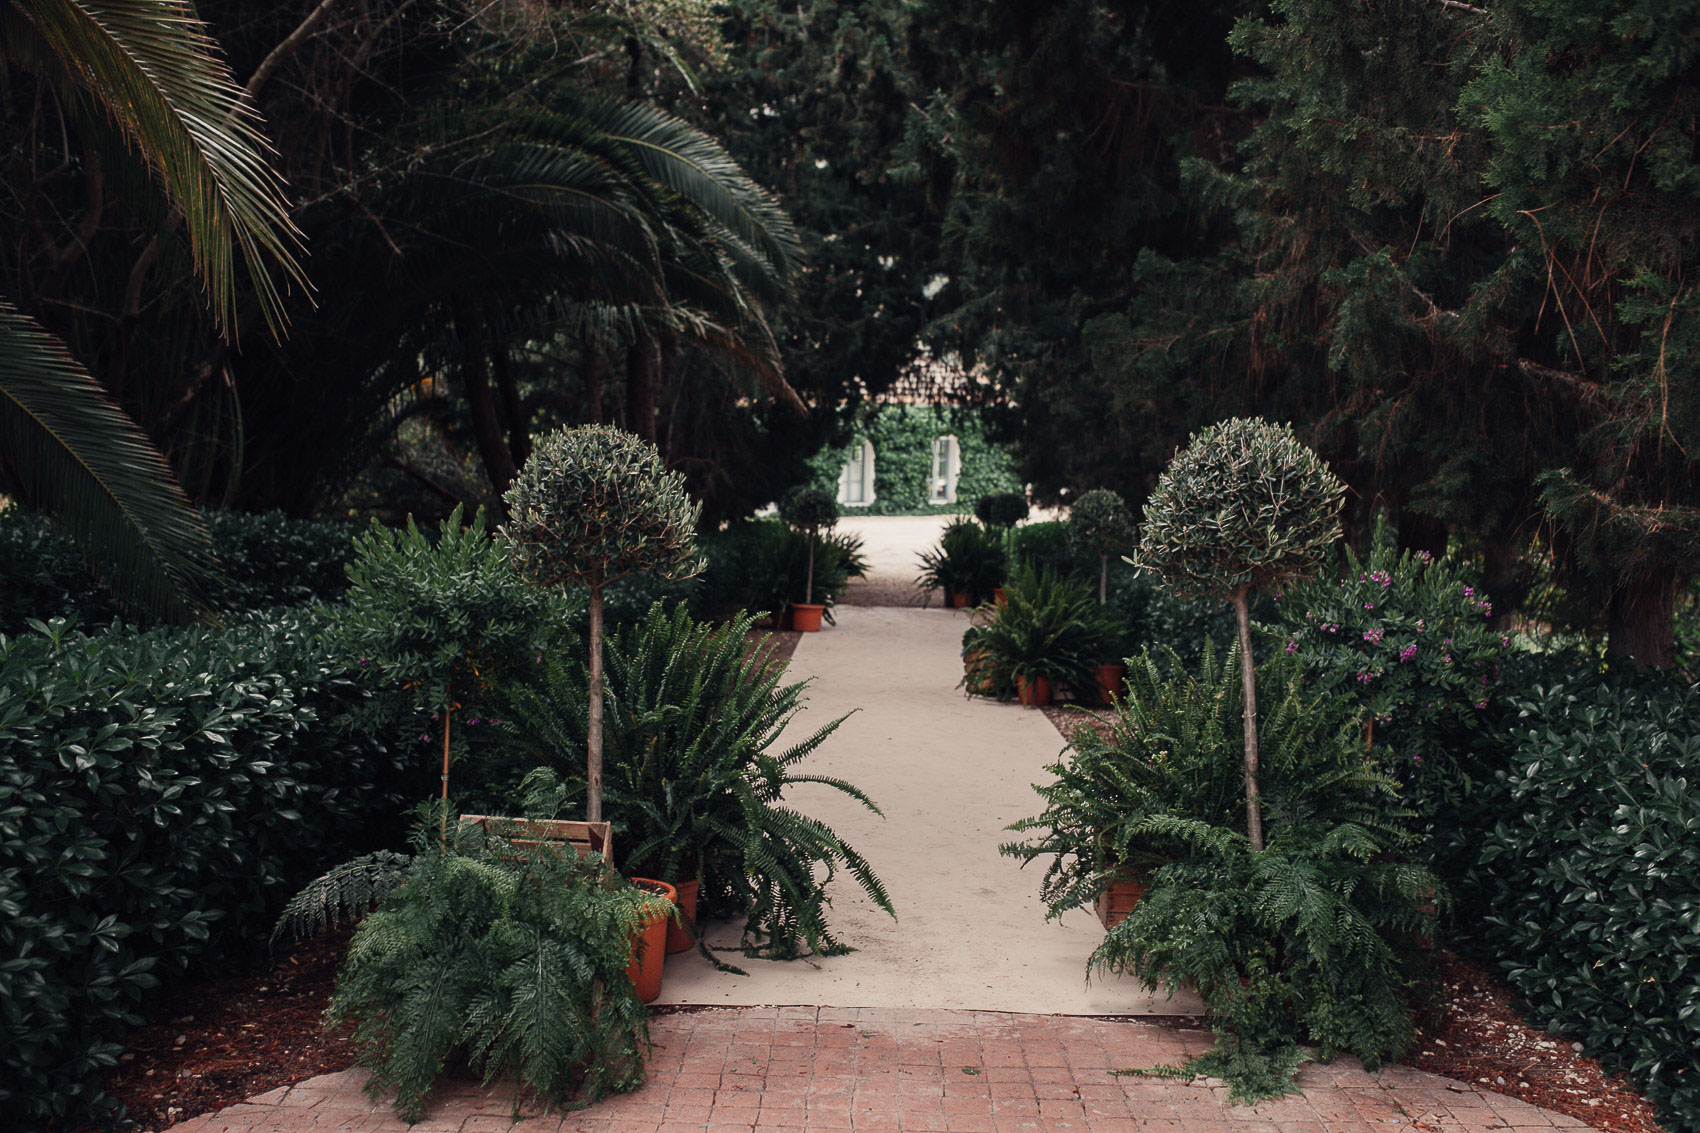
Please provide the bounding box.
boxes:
[916,518,1006,607]
[778,486,840,632]
[959,565,1111,706]
[975,492,1030,602]
[1067,488,1137,703]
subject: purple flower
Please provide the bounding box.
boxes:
[466,717,481,727]
[1356,671,1376,684]
[1500,635,1511,648]
[418,732,429,742]
[1418,550,1433,563]
[359,657,370,668]
[1443,653,1453,665]
[1399,644,1418,663]
[1474,700,1488,710]
[1285,639,1299,655]
[1412,752,1424,765]
[1364,602,1376,610]
[1362,628,1384,644]
[1463,585,1475,597]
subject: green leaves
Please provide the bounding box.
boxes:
[502,428,701,591]
[1066,489,1134,560]
[961,564,1114,696]
[1136,418,1345,602]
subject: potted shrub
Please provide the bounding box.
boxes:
[1067,489,1137,702]
[272,811,671,1122]
[1134,418,1344,849]
[778,486,839,631]
[500,427,700,823]
[916,518,1006,607]
[504,603,896,961]
[959,565,1113,706]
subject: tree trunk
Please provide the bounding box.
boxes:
[626,336,656,443]
[458,352,519,497]
[1606,567,1678,671]
[439,707,452,845]
[1232,590,1264,852]
[491,345,530,469]
[583,335,602,424]
[587,585,606,823]
[805,537,815,606]
[1099,554,1108,605]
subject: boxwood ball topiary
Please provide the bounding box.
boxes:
[1135,418,1344,601]
[779,486,839,534]
[1068,488,1135,604]
[975,492,1030,529]
[502,426,701,588]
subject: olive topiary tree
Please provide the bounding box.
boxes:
[974,491,1030,531]
[1134,418,1344,850]
[1067,488,1135,605]
[501,427,701,822]
[778,486,839,605]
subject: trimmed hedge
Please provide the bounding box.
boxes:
[0,509,358,632]
[1466,678,1700,1133]
[0,612,410,1127]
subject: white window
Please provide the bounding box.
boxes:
[838,439,877,506]
[928,435,960,504]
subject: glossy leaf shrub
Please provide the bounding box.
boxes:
[916,518,1006,605]
[0,612,408,1127]
[959,565,1115,699]
[1475,680,1700,1133]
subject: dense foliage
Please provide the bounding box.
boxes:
[807,406,1022,516]
[1067,488,1134,603]
[321,816,670,1122]
[916,519,1006,605]
[0,612,408,1127]
[1467,680,1700,1132]
[0,508,358,633]
[960,566,1115,701]
[496,604,894,960]
[974,492,1030,530]
[779,486,839,605]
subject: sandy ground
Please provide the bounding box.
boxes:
[656,605,1199,1015]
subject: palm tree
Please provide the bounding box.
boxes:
[0,0,305,619]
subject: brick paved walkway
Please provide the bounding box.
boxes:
[169,1007,1587,1132]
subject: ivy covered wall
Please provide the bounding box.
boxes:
[808,405,1022,516]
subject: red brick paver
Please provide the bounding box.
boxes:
[166,1008,1588,1133]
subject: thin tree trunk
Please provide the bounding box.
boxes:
[626,336,656,443]
[587,585,606,823]
[1606,567,1678,671]
[1099,554,1108,605]
[439,707,452,845]
[1232,590,1264,851]
[805,537,815,605]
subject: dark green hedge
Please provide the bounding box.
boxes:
[1461,678,1700,1133]
[808,405,1020,515]
[0,612,410,1128]
[0,509,358,633]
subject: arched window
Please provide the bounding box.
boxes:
[929,435,960,505]
[838,439,877,506]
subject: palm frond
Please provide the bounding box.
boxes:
[0,301,216,619]
[2,0,307,335]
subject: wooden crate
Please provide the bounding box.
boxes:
[459,814,613,864]
[1094,873,1150,929]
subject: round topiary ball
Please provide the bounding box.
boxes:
[974,492,1030,529]
[779,485,839,534]
[1066,489,1134,559]
[1135,418,1344,601]
[501,426,701,589]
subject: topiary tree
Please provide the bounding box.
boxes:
[1067,488,1135,605]
[501,427,701,822]
[1135,418,1344,850]
[975,491,1030,531]
[778,486,839,606]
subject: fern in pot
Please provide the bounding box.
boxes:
[916,518,1006,607]
[272,809,670,1122]
[500,602,895,961]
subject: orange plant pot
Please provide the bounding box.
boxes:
[949,592,972,609]
[1094,871,1151,929]
[790,603,825,632]
[625,878,676,1004]
[1095,663,1127,707]
[993,588,1006,607]
[666,878,700,954]
[1016,674,1052,707]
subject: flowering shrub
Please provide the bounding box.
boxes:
[1272,529,1507,765]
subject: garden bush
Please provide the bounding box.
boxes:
[960,565,1115,701]
[1467,679,1700,1133]
[0,508,358,632]
[0,612,409,1127]
[692,518,867,621]
[916,518,1005,605]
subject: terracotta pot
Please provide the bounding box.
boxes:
[949,592,971,609]
[666,878,700,954]
[1016,673,1052,707]
[1095,663,1127,707]
[791,603,825,632]
[993,587,1006,607]
[625,878,676,1003]
[1094,870,1151,929]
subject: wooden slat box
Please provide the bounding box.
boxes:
[459,814,614,864]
